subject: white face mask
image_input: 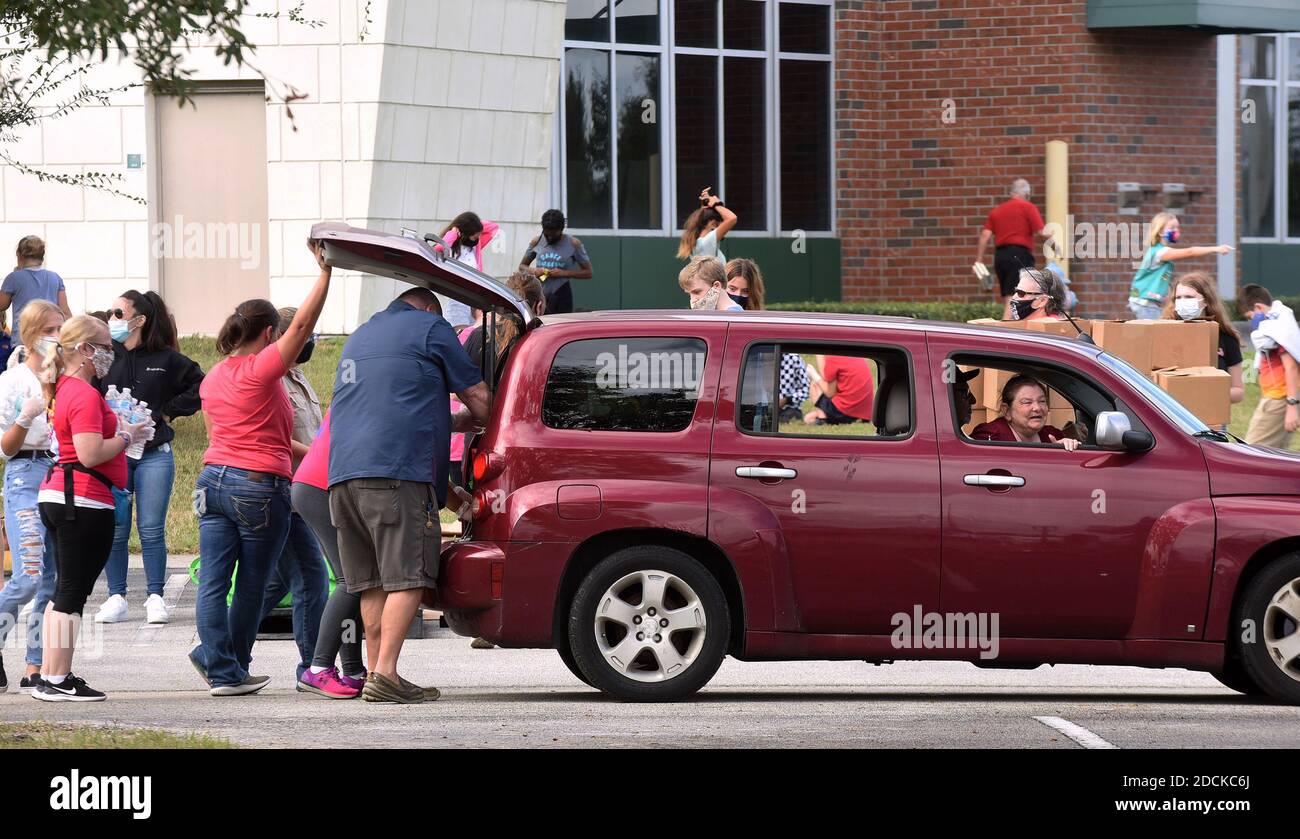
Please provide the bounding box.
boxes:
[35,336,58,358]
[1174,298,1205,321]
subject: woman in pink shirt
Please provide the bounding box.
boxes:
[189,241,332,696]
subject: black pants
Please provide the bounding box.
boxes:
[543,280,573,314]
[994,245,1034,295]
[39,502,115,616]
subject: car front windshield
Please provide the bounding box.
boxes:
[1098,352,1211,435]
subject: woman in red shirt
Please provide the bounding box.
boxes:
[190,241,332,696]
[34,316,151,701]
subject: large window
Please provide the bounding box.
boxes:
[542,337,708,431]
[559,0,833,234]
[1240,33,1300,241]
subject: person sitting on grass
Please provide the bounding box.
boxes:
[804,355,874,426]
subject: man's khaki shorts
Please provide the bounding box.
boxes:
[329,478,439,593]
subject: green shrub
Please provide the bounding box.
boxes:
[768,300,1002,322]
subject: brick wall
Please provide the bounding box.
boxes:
[835,0,1221,317]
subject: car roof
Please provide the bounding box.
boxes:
[536,309,1103,358]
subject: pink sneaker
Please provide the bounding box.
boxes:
[338,670,367,692]
[297,667,360,699]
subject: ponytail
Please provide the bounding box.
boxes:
[121,289,180,352]
[216,299,278,356]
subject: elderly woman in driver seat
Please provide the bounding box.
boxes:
[970,374,1080,450]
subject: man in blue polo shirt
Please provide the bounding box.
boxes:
[328,287,490,704]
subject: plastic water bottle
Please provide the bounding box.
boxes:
[104,385,121,414]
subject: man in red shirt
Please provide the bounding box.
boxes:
[804,355,874,425]
[973,179,1061,319]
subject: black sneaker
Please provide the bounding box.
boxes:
[0,654,7,694]
[19,673,44,694]
[33,673,107,702]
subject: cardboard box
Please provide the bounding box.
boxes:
[966,317,1090,337]
[1089,319,1158,373]
[1153,366,1231,426]
[1142,319,1218,370]
[961,407,999,436]
[1047,408,1077,431]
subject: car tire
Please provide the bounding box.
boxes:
[1234,553,1300,704]
[568,546,730,702]
[1211,655,1264,697]
[556,642,594,688]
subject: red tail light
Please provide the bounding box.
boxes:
[473,452,505,483]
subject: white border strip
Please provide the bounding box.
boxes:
[1034,715,1119,749]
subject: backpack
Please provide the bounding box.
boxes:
[1130,246,1172,302]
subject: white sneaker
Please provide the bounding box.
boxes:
[17,600,33,619]
[145,594,170,625]
[94,594,129,623]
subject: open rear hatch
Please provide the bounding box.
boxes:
[310,221,533,324]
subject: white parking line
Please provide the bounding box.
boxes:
[1034,715,1118,749]
[129,573,190,647]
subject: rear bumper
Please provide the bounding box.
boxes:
[427,540,506,640]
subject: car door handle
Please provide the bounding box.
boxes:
[963,474,1025,488]
[737,466,798,480]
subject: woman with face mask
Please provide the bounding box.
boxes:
[92,290,205,626]
[1129,213,1234,320]
[32,316,151,701]
[0,300,62,694]
[1160,272,1245,407]
[189,241,332,697]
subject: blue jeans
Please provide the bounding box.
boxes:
[105,443,174,597]
[259,512,328,681]
[191,465,291,688]
[0,455,56,666]
[1128,298,1163,320]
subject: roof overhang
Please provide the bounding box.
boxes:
[1087,0,1300,33]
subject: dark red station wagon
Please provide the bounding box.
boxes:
[316,223,1300,704]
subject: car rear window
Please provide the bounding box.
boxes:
[542,337,708,432]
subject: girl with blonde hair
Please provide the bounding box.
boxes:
[32,315,151,701]
[1129,212,1233,320]
[0,299,63,693]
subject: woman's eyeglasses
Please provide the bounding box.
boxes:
[1012,289,1044,299]
[108,308,129,320]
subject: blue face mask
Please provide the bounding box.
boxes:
[108,318,132,342]
[1250,311,1270,328]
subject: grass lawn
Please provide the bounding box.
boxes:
[1,342,1294,556]
[0,721,234,749]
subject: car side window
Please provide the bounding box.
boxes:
[542,337,708,432]
[949,355,1116,447]
[737,343,913,438]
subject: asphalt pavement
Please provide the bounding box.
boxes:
[1,565,1297,748]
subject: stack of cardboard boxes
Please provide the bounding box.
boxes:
[965,317,1231,426]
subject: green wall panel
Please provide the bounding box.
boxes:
[1239,244,1300,297]
[1087,0,1300,32]
[569,235,842,311]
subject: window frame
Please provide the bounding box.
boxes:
[555,0,836,238]
[1239,32,1300,244]
[734,338,916,442]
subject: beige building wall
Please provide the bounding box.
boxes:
[0,0,565,334]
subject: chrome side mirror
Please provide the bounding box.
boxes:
[1095,411,1132,450]
[1095,410,1154,452]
